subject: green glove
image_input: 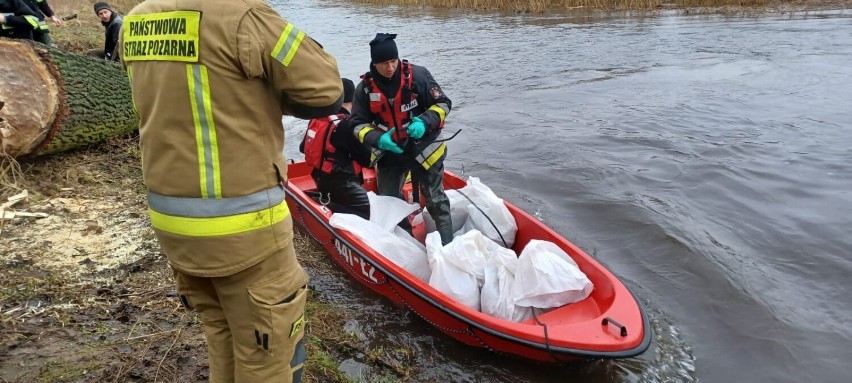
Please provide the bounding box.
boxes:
[378,128,403,154]
[406,116,426,139]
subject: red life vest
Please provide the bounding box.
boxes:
[362,61,419,142]
[303,114,361,174]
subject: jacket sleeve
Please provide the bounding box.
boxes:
[414,65,451,133]
[1,14,37,30]
[334,119,373,168]
[36,0,53,18]
[349,80,383,148]
[104,21,121,60]
[236,2,342,120]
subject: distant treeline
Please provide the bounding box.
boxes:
[349,0,774,12]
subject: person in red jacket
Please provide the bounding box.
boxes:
[350,33,454,244]
[300,78,373,219]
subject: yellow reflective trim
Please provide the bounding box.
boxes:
[126,66,138,115]
[199,66,221,198]
[428,105,446,122]
[24,15,39,28]
[357,126,374,143]
[122,11,200,62]
[290,314,305,338]
[186,65,208,198]
[185,65,222,198]
[281,32,304,66]
[271,24,305,66]
[271,24,293,59]
[421,142,446,170]
[148,200,290,237]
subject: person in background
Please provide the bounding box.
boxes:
[350,33,455,245]
[21,0,60,45]
[0,0,39,40]
[119,0,343,381]
[85,2,121,61]
[300,78,373,220]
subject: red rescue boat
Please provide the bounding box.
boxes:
[284,161,651,363]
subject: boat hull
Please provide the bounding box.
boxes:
[285,162,651,363]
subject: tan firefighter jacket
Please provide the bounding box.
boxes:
[120,0,342,276]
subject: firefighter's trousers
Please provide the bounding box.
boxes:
[173,223,309,383]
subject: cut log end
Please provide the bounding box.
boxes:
[1,38,136,158]
[0,39,61,157]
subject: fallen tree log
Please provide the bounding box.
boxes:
[0,38,137,158]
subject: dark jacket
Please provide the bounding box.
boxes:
[0,0,38,40]
[300,108,372,176]
[21,0,53,20]
[350,62,452,153]
[102,12,122,61]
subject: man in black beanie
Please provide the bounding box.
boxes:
[85,2,122,61]
[300,78,373,219]
[350,33,455,245]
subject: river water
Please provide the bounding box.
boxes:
[273,1,852,382]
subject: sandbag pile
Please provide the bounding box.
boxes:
[329,181,593,323]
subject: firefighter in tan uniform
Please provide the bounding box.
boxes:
[120,0,343,381]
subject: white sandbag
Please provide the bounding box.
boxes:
[367,191,420,232]
[511,240,593,308]
[454,177,518,248]
[425,178,517,248]
[329,213,431,282]
[440,230,492,284]
[480,240,532,322]
[425,232,481,311]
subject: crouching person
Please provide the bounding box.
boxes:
[119,0,344,381]
[300,78,373,220]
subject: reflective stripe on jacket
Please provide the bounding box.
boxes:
[121,0,342,276]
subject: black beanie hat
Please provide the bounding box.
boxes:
[370,33,398,64]
[341,78,355,103]
[93,2,110,14]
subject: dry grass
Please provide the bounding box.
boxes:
[0,153,25,199]
[47,0,143,53]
